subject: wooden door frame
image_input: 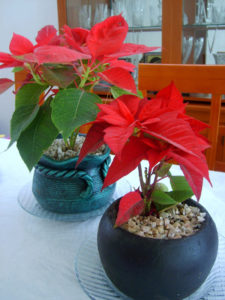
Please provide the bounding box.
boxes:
[57,0,67,30]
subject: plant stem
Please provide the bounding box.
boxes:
[69,127,80,150]
[138,163,145,193]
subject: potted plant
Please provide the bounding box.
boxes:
[77,82,218,299]
[0,15,157,214]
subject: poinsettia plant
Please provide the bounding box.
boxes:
[0,15,157,170]
[77,82,211,226]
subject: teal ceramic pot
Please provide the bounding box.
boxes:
[32,146,115,214]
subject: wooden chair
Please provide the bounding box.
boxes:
[138,63,225,171]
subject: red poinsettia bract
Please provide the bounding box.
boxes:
[77,82,211,203]
[63,15,159,93]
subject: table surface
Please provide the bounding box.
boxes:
[0,138,225,300]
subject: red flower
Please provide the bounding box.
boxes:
[0,33,34,69]
[78,82,210,200]
[87,15,129,59]
[63,15,159,92]
[0,78,14,94]
[0,25,88,68]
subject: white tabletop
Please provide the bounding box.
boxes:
[0,138,225,300]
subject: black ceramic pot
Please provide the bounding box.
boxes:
[97,198,218,300]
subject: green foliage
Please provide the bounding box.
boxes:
[156,163,172,177]
[51,88,101,140]
[9,84,47,148]
[17,97,59,171]
[169,175,193,192]
[153,175,194,212]
[152,190,177,205]
[12,67,24,73]
[111,86,143,99]
[41,65,76,88]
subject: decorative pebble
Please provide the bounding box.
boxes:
[122,203,206,240]
[44,137,105,160]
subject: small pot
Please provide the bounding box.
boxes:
[97,198,218,300]
[32,146,115,214]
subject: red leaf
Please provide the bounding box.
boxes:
[99,67,137,94]
[180,165,203,201]
[76,123,106,167]
[138,97,164,121]
[35,25,57,46]
[0,78,14,94]
[115,191,144,227]
[108,43,160,58]
[33,45,90,64]
[63,25,89,52]
[156,81,185,113]
[108,59,136,72]
[183,115,210,133]
[103,136,148,189]
[144,112,201,157]
[118,95,141,117]
[167,150,211,199]
[0,52,15,63]
[9,33,34,55]
[71,27,89,45]
[97,101,133,127]
[87,15,128,58]
[147,148,169,170]
[117,99,135,123]
[0,52,22,69]
[104,125,135,154]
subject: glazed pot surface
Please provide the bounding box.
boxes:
[32,147,115,213]
[97,199,218,300]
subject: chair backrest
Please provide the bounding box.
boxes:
[138,63,225,170]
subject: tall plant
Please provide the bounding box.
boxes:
[0,15,157,170]
[77,82,211,225]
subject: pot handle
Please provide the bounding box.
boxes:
[101,156,111,179]
[74,171,94,199]
[35,165,93,199]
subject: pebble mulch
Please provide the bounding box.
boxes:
[122,203,206,239]
[44,136,105,160]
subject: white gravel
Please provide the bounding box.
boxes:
[122,203,206,239]
[44,137,105,160]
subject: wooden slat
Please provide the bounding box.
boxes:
[14,70,27,91]
[206,94,222,169]
[138,64,225,94]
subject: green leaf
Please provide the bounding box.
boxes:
[169,176,193,192]
[137,90,144,98]
[12,67,24,73]
[152,190,177,205]
[166,190,194,203]
[41,65,76,88]
[156,162,172,177]
[51,88,101,139]
[110,86,136,99]
[9,84,47,148]
[17,97,59,171]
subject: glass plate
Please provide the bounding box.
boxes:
[17,182,116,222]
[75,234,225,300]
[17,178,131,222]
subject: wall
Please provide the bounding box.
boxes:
[0,0,58,136]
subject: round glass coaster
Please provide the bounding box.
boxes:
[17,178,131,222]
[17,182,115,222]
[75,234,225,300]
